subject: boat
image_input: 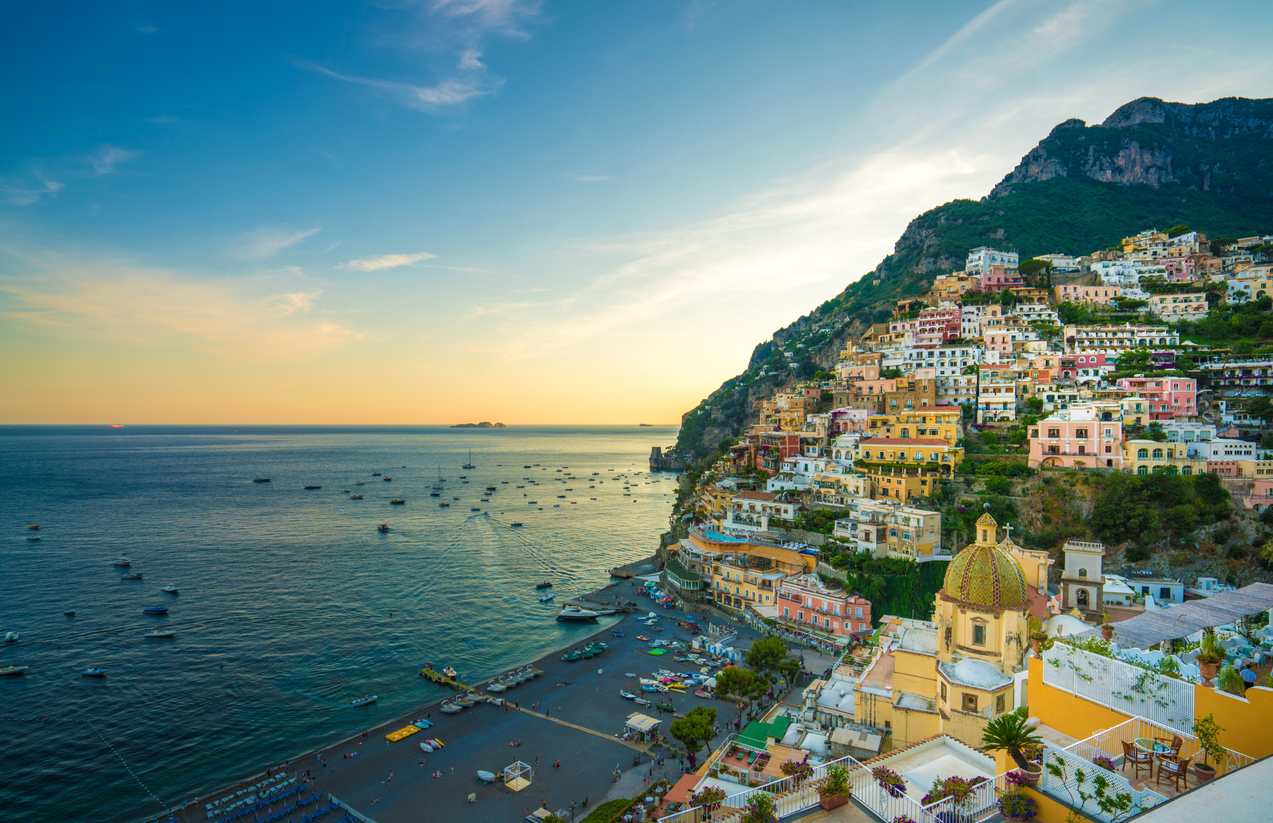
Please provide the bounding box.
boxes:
[641,683,665,693]
[535,581,553,589]
[485,485,497,491]
[356,481,365,486]
[561,651,582,662]
[439,701,461,714]
[538,594,554,602]
[477,769,496,783]
[161,585,179,594]
[372,472,381,476]
[634,697,650,706]
[64,610,76,617]
[556,605,600,622]
[619,689,637,700]
[511,522,523,527]
[612,630,624,637]
[582,648,597,659]
[462,449,475,470]
[656,700,674,712]
[454,693,476,707]
[142,606,169,615]
[443,666,458,678]
[420,741,434,753]
[144,629,175,638]
[383,477,392,481]
[488,679,508,693]
[429,491,440,497]
[0,666,28,676]
[82,668,107,678]
[28,524,40,530]
[439,502,450,507]
[350,695,377,707]
[112,557,131,567]
[350,494,364,499]
[304,485,322,490]
[3,632,18,643]
[120,572,143,580]
[27,536,40,542]
[377,524,390,533]
[470,507,481,512]
[390,498,406,504]
[524,464,531,468]
[253,478,271,483]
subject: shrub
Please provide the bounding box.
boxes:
[1092,755,1116,772]
[998,791,1039,820]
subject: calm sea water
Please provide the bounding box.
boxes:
[0,425,678,823]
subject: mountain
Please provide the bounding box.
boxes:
[672,96,1273,463]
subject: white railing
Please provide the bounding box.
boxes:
[918,772,1011,823]
[1065,715,1257,778]
[1040,743,1166,823]
[1043,643,1195,732]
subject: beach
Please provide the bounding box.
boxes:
[153,578,782,823]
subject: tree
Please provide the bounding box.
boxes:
[1246,395,1273,426]
[669,706,717,758]
[981,711,1044,772]
[713,666,766,710]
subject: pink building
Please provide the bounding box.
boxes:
[980,264,1024,292]
[1058,353,1112,381]
[1028,406,1124,470]
[776,573,871,638]
[1115,376,1197,419]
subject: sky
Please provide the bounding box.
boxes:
[1,1,1271,425]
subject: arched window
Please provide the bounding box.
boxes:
[1152,449,1163,460]
[1077,589,1090,609]
[889,528,897,537]
[1182,466,1193,475]
[1138,449,1148,459]
[1138,466,1148,475]
[863,451,871,459]
[1078,568,1088,578]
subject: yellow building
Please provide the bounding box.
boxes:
[855,512,1053,750]
[852,436,964,503]
[1121,439,1208,476]
[866,409,961,444]
[690,530,818,614]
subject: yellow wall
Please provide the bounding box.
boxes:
[1194,684,1273,763]
[892,704,941,746]
[892,649,937,698]
[1025,657,1129,740]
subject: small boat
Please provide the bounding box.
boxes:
[3,632,18,643]
[656,700,674,712]
[304,485,322,490]
[383,477,392,482]
[443,666,458,678]
[439,502,450,507]
[556,605,600,622]
[462,450,475,470]
[488,679,508,693]
[634,697,650,707]
[477,769,496,783]
[561,651,582,662]
[470,507,481,512]
[620,689,637,700]
[28,524,40,530]
[27,536,40,542]
[636,635,649,641]
[0,666,28,676]
[420,740,434,753]
[485,485,497,491]
[372,472,382,476]
[64,610,76,617]
[350,494,364,500]
[82,668,107,678]
[142,606,169,615]
[356,481,365,486]
[511,522,523,527]
[535,581,553,589]
[538,594,554,602]
[430,491,440,497]
[377,524,390,533]
[120,572,143,580]
[641,683,664,693]
[253,478,271,483]
[454,693,476,707]
[350,695,377,707]
[390,498,406,504]
[557,495,566,499]
[612,630,624,637]
[414,718,434,729]
[144,629,175,638]
[439,701,461,714]
[161,585,179,594]
[112,558,131,567]
[582,648,597,659]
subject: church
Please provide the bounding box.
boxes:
[853,509,1053,749]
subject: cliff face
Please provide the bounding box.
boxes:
[671,95,1273,462]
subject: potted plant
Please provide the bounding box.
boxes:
[998,790,1039,822]
[738,792,777,823]
[1092,755,1116,772]
[780,759,813,785]
[982,712,1045,786]
[690,785,726,814]
[1027,615,1047,654]
[1100,613,1115,641]
[872,766,907,798]
[1197,632,1225,685]
[817,763,852,810]
[1192,713,1226,782]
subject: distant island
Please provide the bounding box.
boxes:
[450,421,506,428]
[639,423,653,426]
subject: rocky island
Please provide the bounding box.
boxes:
[449,421,506,428]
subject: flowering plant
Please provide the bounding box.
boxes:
[998,791,1039,820]
[921,775,985,806]
[738,793,778,823]
[780,760,813,778]
[690,786,726,808]
[873,766,907,798]
[1092,755,1116,772]
[892,817,918,823]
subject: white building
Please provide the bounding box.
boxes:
[1148,293,1209,322]
[966,247,1019,276]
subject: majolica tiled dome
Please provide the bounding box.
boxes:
[940,512,1029,611]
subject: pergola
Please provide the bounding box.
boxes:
[503,761,532,791]
[1081,582,1273,649]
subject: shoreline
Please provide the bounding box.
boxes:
[147,569,656,822]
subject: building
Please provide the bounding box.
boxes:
[1028,405,1124,470]
[776,574,872,638]
[1122,439,1208,476]
[1058,539,1105,620]
[1055,284,1121,304]
[1147,293,1209,322]
[966,247,1020,280]
[831,497,945,561]
[1063,323,1179,351]
[1115,376,1197,419]
[976,364,1017,423]
[707,537,818,613]
[865,409,960,444]
[852,436,962,503]
[724,490,798,532]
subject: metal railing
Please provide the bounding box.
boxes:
[1064,715,1256,777]
[1041,743,1166,822]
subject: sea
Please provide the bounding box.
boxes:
[0,425,679,823]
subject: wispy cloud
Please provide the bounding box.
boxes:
[90,146,141,175]
[136,24,158,34]
[569,173,610,182]
[0,257,363,362]
[298,62,495,110]
[0,171,62,206]
[234,226,321,260]
[338,251,437,271]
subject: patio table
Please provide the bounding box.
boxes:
[1133,738,1171,756]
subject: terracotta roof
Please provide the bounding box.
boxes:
[733,490,778,501]
[860,437,951,446]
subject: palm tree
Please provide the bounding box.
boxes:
[982,711,1044,773]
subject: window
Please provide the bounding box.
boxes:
[855,607,863,619]
[1153,449,1163,460]
[1077,589,1089,609]
[973,624,986,646]
[1076,428,1088,438]
[996,694,1006,714]
[1160,587,1171,601]
[783,607,789,617]
[1078,568,1087,578]
[1048,428,1060,438]
[1138,449,1149,459]
[941,683,948,702]
[963,693,978,713]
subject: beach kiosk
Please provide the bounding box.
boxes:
[503,760,533,791]
[624,712,662,744]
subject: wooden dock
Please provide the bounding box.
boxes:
[418,666,543,691]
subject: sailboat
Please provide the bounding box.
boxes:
[432,465,445,490]
[462,449,475,470]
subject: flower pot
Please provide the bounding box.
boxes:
[1199,661,1219,683]
[1194,763,1216,783]
[1030,638,1041,654]
[1014,765,1042,787]
[1101,625,1114,641]
[819,794,849,810]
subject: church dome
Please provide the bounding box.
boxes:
[940,512,1029,611]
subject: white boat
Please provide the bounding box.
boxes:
[350,695,377,707]
[488,679,508,693]
[161,585,179,594]
[538,594,554,602]
[112,557,131,567]
[439,700,461,714]
[454,693,476,707]
[144,629,175,638]
[0,665,27,676]
[556,605,600,622]
[420,741,434,753]
[3,632,17,644]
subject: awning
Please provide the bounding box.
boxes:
[1081,582,1273,649]
[625,713,661,733]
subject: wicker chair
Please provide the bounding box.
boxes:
[1157,754,1191,792]
[1121,740,1154,779]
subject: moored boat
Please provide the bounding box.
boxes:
[556,605,600,622]
[252,478,270,483]
[0,665,28,676]
[390,498,406,504]
[439,700,461,714]
[350,695,377,707]
[3,632,18,644]
[535,581,553,589]
[538,594,554,602]
[112,557,131,567]
[377,524,390,533]
[120,572,143,580]
[82,667,107,677]
[304,485,322,490]
[561,651,582,662]
[161,585,179,593]
[142,606,169,615]
[144,629,175,638]
[488,679,508,693]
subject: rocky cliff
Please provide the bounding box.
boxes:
[671,95,1273,463]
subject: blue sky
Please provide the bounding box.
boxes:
[1,0,1271,424]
